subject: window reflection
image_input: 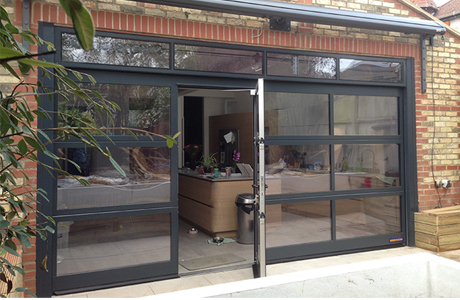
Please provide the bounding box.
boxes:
[267,53,336,79]
[266,145,330,195]
[266,201,331,248]
[61,33,170,68]
[174,44,263,74]
[334,95,398,135]
[336,196,400,239]
[58,84,170,136]
[265,92,329,136]
[334,144,399,190]
[57,147,171,209]
[340,59,402,83]
[56,214,171,276]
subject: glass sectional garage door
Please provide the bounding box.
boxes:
[37,24,416,296]
[38,79,179,295]
[263,83,405,262]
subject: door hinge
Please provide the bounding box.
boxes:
[254,136,265,146]
[256,136,265,144]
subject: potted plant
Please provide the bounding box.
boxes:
[200,153,218,173]
[184,144,201,170]
[232,150,241,173]
[290,150,306,169]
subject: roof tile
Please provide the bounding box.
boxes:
[437,0,460,19]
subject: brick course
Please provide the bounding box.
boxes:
[3,0,460,295]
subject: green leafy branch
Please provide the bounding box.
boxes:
[0,1,179,297]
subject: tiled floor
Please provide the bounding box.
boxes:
[56,246,440,298]
[178,220,253,274]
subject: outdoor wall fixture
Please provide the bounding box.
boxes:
[420,35,436,93]
[269,18,291,32]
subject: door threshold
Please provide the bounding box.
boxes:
[178,262,253,278]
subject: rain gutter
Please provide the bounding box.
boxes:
[142,0,446,36]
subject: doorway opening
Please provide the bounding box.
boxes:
[178,88,255,275]
[183,96,203,169]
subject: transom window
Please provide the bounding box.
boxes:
[60,32,403,83]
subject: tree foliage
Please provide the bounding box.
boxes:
[0,1,178,296]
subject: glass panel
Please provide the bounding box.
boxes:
[340,59,402,83]
[56,213,171,276]
[334,144,399,190]
[266,145,330,195]
[61,33,170,68]
[57,147,171,209]
[265,92,329,136]
[267,53,336,79]
[59,84,170,136]
[266,201,331,248]
[336,196,401,239]
[174,44,262,74]
[334,95,398,135]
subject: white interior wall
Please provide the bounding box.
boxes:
[233,91,253,112]
[203,97,225,157]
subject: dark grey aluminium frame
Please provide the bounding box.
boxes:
[36,22,417,297]
[263,81,410,262]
